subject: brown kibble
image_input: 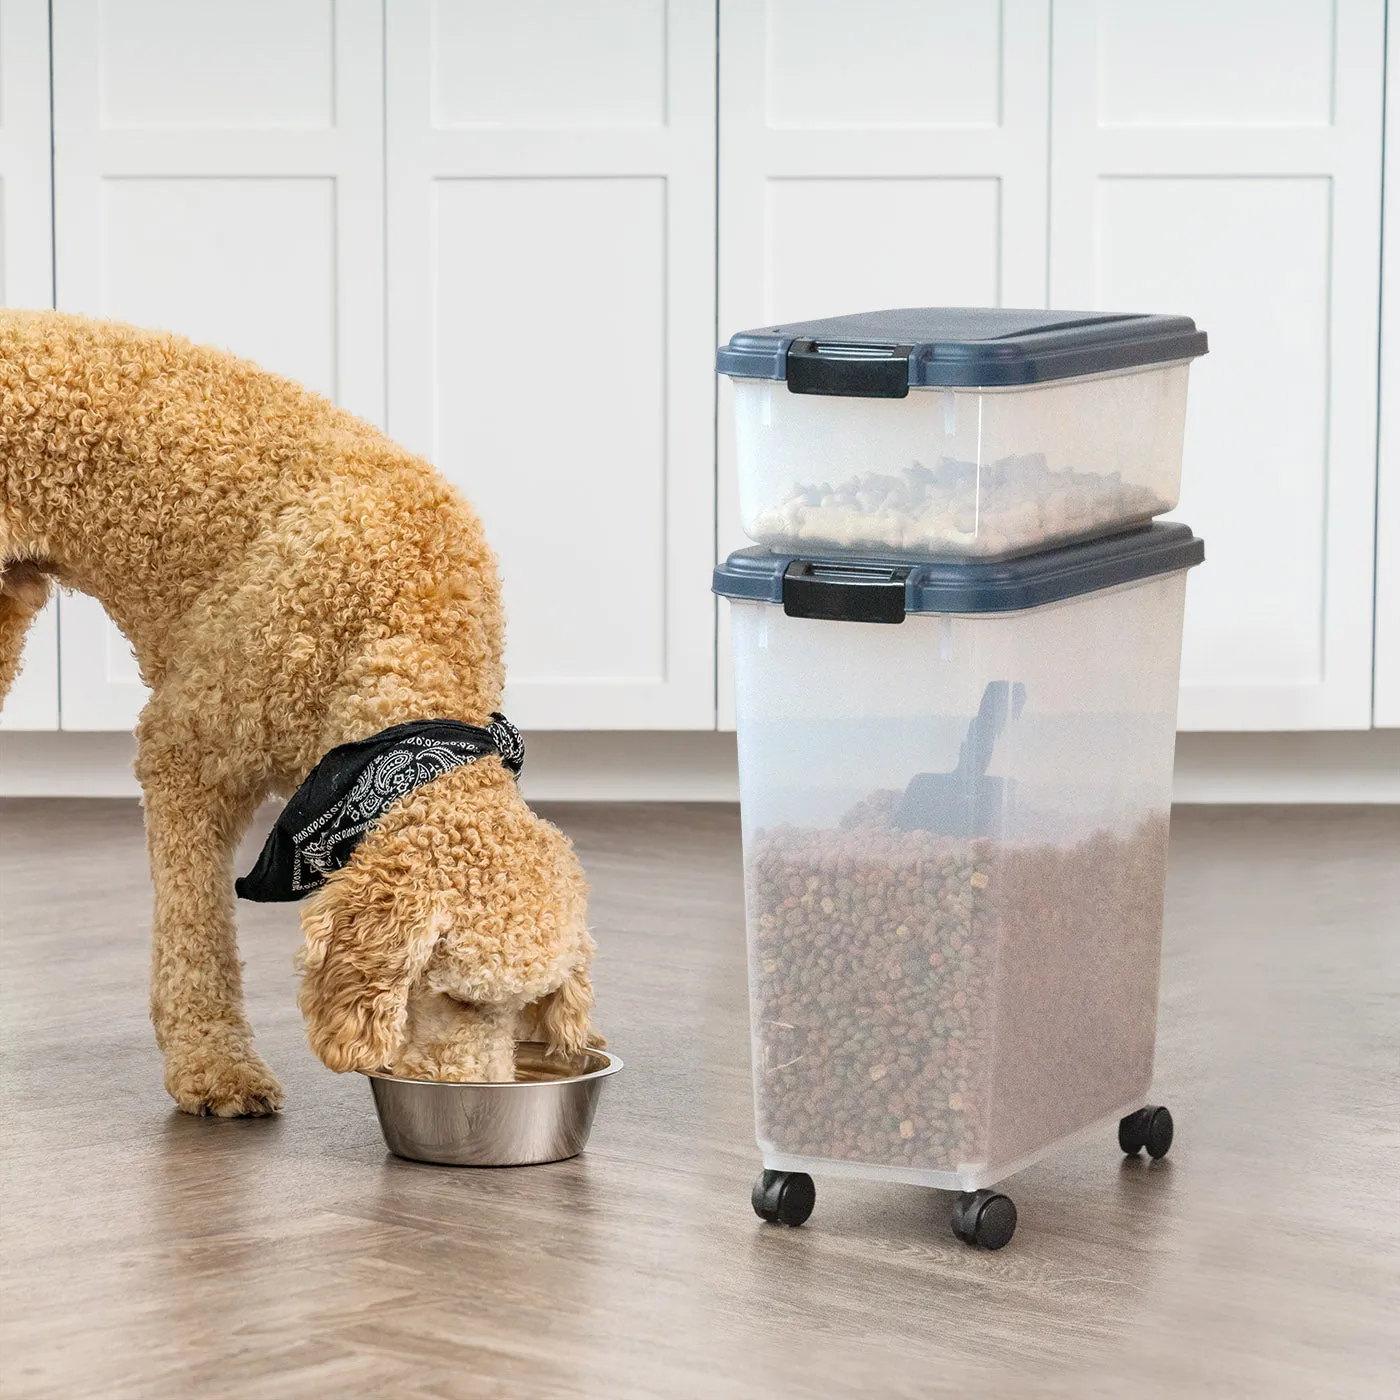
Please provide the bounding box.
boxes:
[748,793,1167,1176]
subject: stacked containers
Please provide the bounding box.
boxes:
[714,309,1207,1247]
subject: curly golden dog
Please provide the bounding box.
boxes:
[0,311,597,1116]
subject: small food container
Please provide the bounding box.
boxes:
[364,1043,621,1167]
[718,308,1207,559]
[714,523,1203,1246]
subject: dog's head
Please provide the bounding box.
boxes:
[295,759,593,1080]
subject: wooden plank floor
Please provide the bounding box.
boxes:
[1,800,1397,1399]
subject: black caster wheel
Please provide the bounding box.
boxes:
[1118,1105,1174,1160]
[751,1169,815,1226]
[951,1190,1017,1250]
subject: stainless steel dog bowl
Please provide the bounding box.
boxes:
[363,1042,621,1166]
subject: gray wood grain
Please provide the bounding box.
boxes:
[1,801,1396,1399]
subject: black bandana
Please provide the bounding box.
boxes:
[235,715,524,903]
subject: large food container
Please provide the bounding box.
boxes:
[718,308,1207,559]
[715,522,1203,1245]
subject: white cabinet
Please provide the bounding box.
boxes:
[1050,0,1386,730]
[719,0,1390,734]
[1376,8,1400,728]
[49,0,384,730]
[716,0,1051,725]
[385,0,717,731]
[0,0,57,731]
[0,0,51,311]
[4,3,1397,743]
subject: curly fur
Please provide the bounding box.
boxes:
[0,311,598,1115]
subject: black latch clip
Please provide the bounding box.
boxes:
[782,561,910,624]
[785,340,912,398]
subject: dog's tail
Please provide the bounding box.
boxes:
[531,958,603,1058]
[0,560,54,707]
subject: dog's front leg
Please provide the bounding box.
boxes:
[138,757,285,1116]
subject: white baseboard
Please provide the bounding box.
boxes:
[1,728,1397,803]
[2,731,144,798]
[1169,730,1400,803]
[0,731,743,802]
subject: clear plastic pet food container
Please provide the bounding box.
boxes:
[718,308,1208,560]
[714,523,1204,1247]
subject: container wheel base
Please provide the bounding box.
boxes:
[752,1169,816,1227]
[754,1108,1177,1244]
[950,1189,1018,1250]
[1118,1104,1174,1160]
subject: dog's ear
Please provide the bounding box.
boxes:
[296,865,439,1073]
[520,954,598,1058]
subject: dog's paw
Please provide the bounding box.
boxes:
[164,1044,285,1117]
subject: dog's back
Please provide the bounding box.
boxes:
[3,311,390,617]
[1,311,505,777]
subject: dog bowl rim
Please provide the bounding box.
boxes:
[358,1043,622,1089]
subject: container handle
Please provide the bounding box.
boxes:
[785,340,912,398]
[782,561,910,624]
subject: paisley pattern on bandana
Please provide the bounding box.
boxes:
[235,715,524,902]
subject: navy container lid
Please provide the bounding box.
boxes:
[713,523,1203,623]
[716,307,1207,395]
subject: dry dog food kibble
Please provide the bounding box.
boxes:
[747,798,1171,1172]
[751,454,1165,557]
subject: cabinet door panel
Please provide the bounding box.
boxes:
[0,0,57,730]
[432,176,668,692]
[99,177,340,394]
[763,0,1004,129]
[0,599,58,732]
[1093,176,1331,693]
[763,177,1003,321]
[429,0,667,128]
[0,0,52,307]
[1092,0,1335,128]
[95,0,335,129]
[1375,8,1400,728]
[717,0,1052,727]
[387,0,716,730]
[1051,0,1384,730]
[50,0,384,732]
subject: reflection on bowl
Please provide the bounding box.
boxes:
[362,1042,621,1167]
